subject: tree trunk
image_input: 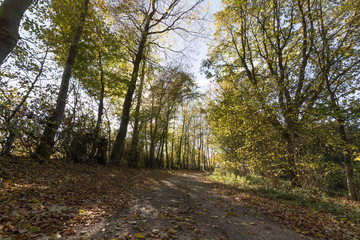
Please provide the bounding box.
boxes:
[90,52,105,162]
[170,120,175,168]
[163,113,171,168]
[144,121,149,161]
[129,59,146,167]
[158,129,166,168]
[286,139,299,184]
[198,129,202,170]
[0,0,33,64]
[149,115,158,168]
[110,6,156,165]
[165,122,169,168]
[326,82,359,201]
[178,116,186,169]
[340,125,359,201]
[192,124,196,169]
[34,0,90,162]
[3,128,16,155]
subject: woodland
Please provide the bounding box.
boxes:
[0,0,360,239]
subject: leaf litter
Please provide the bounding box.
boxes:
[202,175,360,240]
[0,156,169,239]
[2,157,357,240]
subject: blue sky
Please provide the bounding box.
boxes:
[192,0,223,90]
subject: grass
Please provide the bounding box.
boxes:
[208,170,360,223]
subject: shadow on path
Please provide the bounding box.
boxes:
[66,172,304,240]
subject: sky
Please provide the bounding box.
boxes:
[191,0,223,90]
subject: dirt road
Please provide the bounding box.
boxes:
[67,172,304,240]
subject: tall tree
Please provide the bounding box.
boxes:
[0,0,33,64]
[110,0,205,164]
[208,0,325,184]
[314,0,360,200]
[128,58,147,167]
[35,0,90,161]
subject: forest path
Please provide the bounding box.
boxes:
[67,172,304,240]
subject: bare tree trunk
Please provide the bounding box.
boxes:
[185,132,189,169]
[159,129,166,168]
[89,52,105,162]
[192,122,196,169]
[106,113,111,161]
[198,128,202,170]
[340,125,359,201]
[178,115,186,169]
[144,121,149,161]
[165,122,169,168]
[0,0,33,64]
[170,119,175,168]
[149,115,158,168]
[129,59,146,167]
[34,0,90,162]
[110,5,157,165]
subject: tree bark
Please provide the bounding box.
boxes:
[90,52,105,162]
[340,124,359,201]
[110,4,157,165]
[0,0,33,64]
[170,120,175,168]
[165,122,169,168]
[326,80,359,201]
[198,128,202,170]
[177,114,186,169]
[149,114,158,168]
[34,0,90,162]
[318,0,359,201]
[158,129,166,168]
[129,59,146,167]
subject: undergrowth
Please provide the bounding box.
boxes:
[208,170,360,223]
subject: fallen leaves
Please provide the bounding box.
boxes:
[0,156,169,239]
[206,177,360,240]
[134,233,144,238]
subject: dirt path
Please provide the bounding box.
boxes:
[67,172,305,240]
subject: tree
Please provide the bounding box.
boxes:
[110,0,206,164]
[208,0,325,184]
[313,0,360,200]
[206,0,360,196]
[0,0,33,64]
[35,0,90,161]
[1,47,48,155]
[128,58,147,167]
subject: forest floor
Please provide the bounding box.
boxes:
[1,157,360,240]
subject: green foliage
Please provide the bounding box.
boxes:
[205,0,360,200]
[209,170,360,222]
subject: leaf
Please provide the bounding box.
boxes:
[49,205,67,214]
[52,233,62,239]
[135,233,144,239]
[18,220,29,229]
[168,228,177,234]
[30,226,41,233]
